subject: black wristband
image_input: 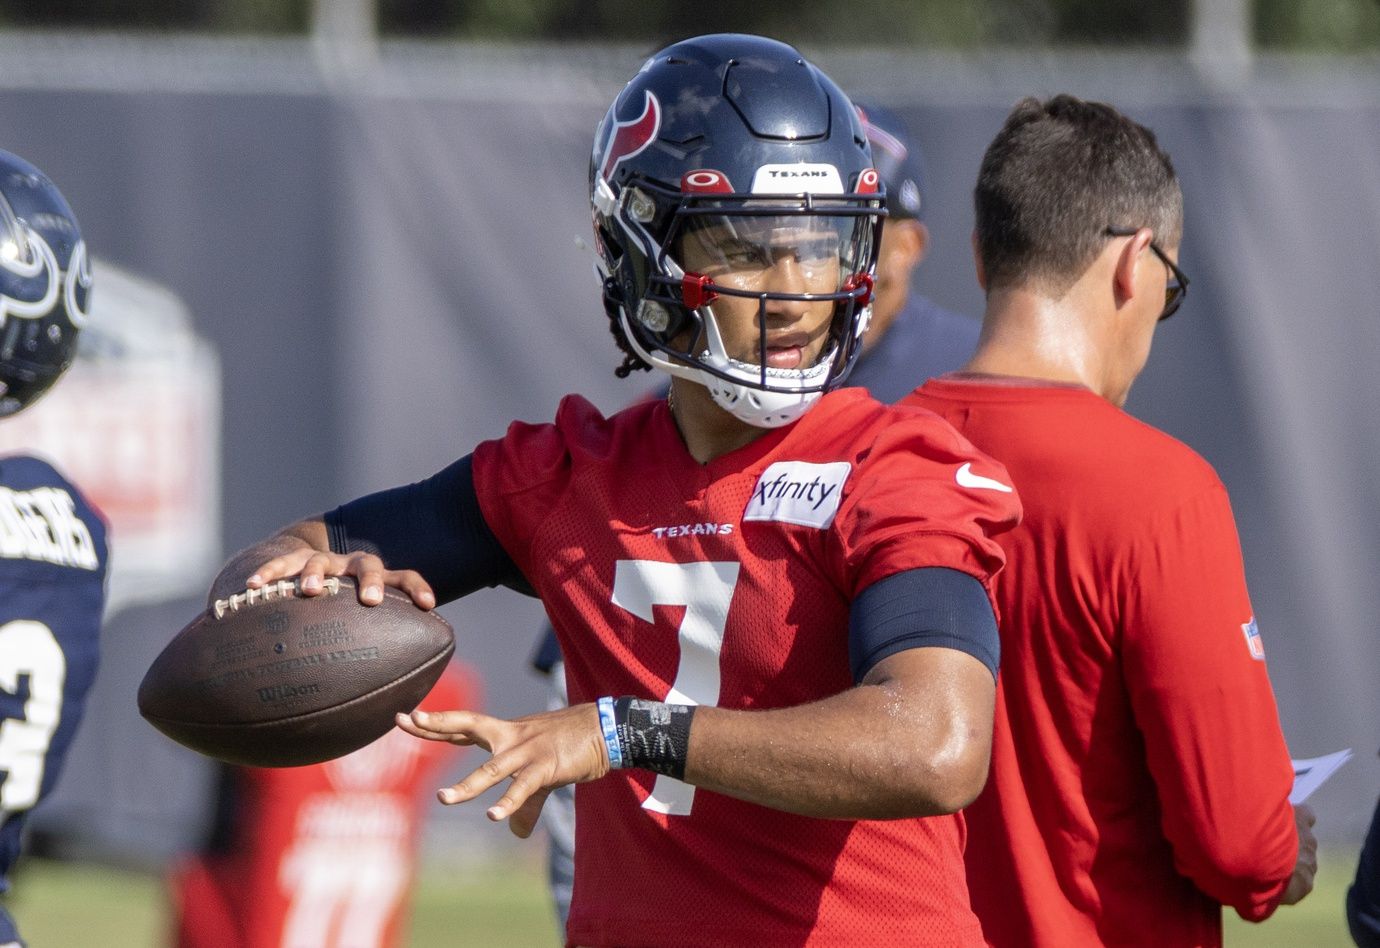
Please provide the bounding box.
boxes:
[612,697,696,781]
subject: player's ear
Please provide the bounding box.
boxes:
[971,230,987,292]
[911,220,931,266]
[886,219,926,271]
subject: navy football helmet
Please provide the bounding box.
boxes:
[0,150,90,417]
[591,34,884,428]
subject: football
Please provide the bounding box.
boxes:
[138,576,455,767]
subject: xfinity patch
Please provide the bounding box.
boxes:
[744,461,850,529]
[751,163,845,195]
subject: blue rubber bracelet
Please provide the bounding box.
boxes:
[597,696,624,769]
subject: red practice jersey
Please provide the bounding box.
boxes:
[905,377,1297,948]
[170,662,480,948]
[472,389,1020,948]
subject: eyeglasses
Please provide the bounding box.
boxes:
[1104,226,1190,321]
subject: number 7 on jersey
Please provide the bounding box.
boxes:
[611,560,740,815]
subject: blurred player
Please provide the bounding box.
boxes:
[850,103,979,400]
[1350,759,1380,947]
[0,150,106,947]
[905,94,1315,946]
[221,34,1020,946]
[529,98,982,931]
[169,663,479,948]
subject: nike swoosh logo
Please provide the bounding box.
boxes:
[955,462,1014,493]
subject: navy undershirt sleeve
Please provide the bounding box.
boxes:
[848,567,1000,683]
[323,454,530,605]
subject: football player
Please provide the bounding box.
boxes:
[1351,774,1380,947]
[169,663,480,948]
[0,150,107,948]
[224,34,1020,946]
[528,98,985,932]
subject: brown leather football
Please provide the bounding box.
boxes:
[138,576,455,767]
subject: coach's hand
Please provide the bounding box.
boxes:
[1280,803,1318,905]
[395,703,611,838]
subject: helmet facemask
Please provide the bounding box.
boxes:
[606,181,882,428]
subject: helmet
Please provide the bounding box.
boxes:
[590,34,884,428]
[0,150,90,417]
[855,103,928,221]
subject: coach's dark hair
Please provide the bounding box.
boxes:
[975,94,1182,296]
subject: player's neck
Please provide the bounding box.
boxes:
[668,379,770,464]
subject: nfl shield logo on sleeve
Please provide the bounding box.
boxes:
[1241,616,1265,660]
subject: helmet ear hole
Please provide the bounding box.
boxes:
[635,299,693,343]
[595,223,622,264]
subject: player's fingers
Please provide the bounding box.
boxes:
[507,787,552,839]
[343,553,388,604]
[442,747,527,804]
[246,548,316,587]
[395,709,486,746]
[384,569,436,610]
[485,767,546,827]
[295,551,343,595]
[394,713,480,749]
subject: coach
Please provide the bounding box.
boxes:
[906,94,1316,946]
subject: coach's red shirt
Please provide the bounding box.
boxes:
[906,377,1297,948]
[473,390,1020,947]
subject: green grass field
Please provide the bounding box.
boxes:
[0,845,1359,947]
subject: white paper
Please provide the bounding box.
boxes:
[1289,748,1353,804]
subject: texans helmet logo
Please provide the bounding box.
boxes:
[598,90,661,185]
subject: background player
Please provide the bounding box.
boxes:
[0,149,106,948]
[1350,760,1380,946]
[168,663,480,948]
[222,34,1020,947]
[526,98,984,931]
[905,94,1315,946]
[849,102,979,401]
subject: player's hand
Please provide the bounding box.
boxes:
[1280,803,1318,905]
[247,548,435,609]
[395,703,611,838]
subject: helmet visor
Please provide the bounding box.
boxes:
[675,212,871,297]
[635,208,874,391]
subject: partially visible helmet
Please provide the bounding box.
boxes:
[590,34,884,428]
[855,103,928,221]
[0,149,90,417]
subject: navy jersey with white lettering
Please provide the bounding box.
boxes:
[0,455,107,944]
